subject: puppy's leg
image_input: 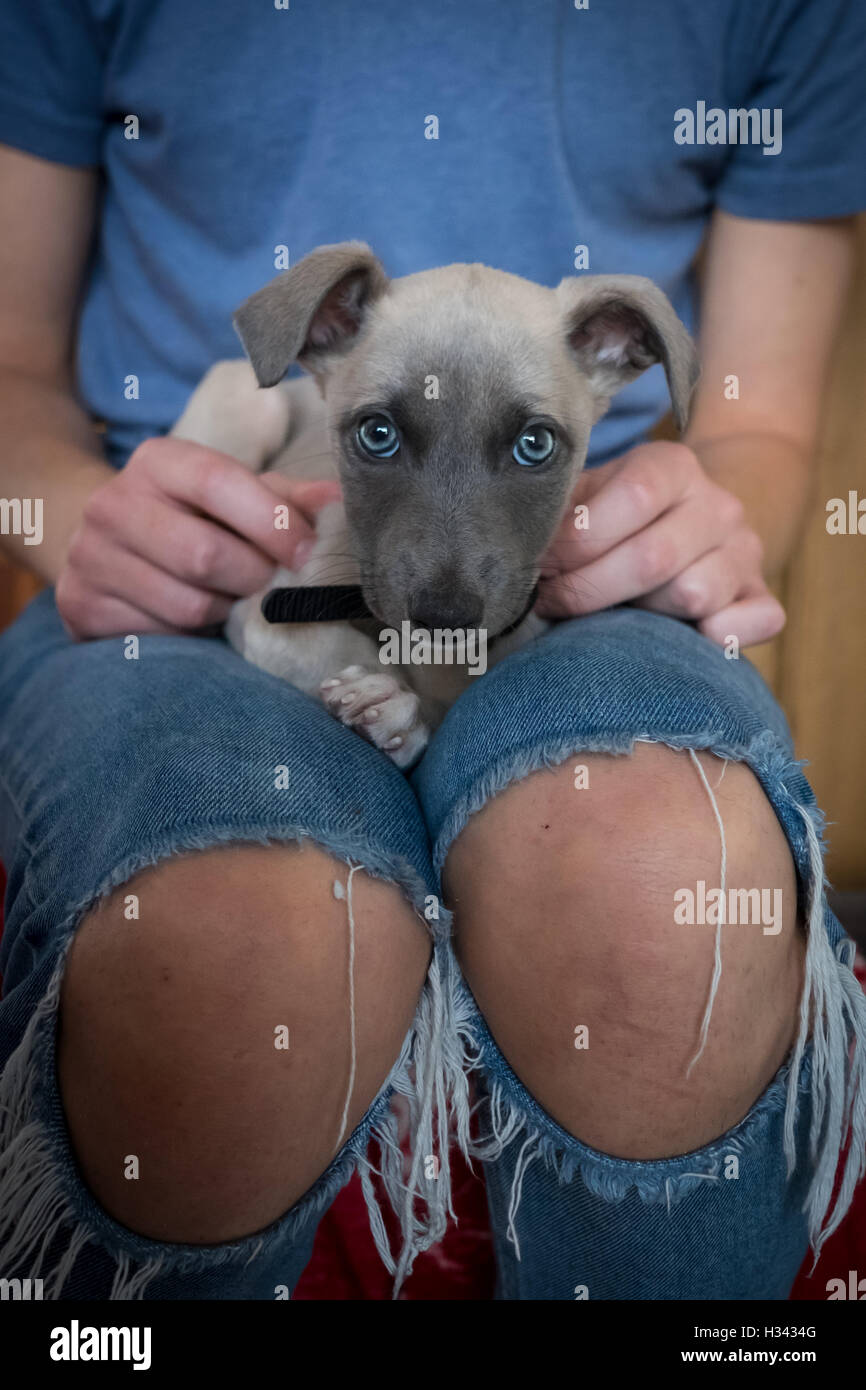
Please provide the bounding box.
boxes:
[171,360,291,470]
[233,599,429,770]
[319,666,432,770]
[231,600,378,689]
[175,374,430,767]
[227,501,367,692]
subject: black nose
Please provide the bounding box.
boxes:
[408,588,484,631]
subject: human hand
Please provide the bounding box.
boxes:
[56,436,341,638]
[536,442,785,648]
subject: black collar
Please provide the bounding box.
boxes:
[260,582,539,638]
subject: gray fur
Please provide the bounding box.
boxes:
[177,243,699,767]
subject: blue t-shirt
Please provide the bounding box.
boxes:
[0,0,864,467]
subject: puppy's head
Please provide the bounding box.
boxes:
[234,243,698,633]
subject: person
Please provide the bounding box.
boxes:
[0,0,864,1300]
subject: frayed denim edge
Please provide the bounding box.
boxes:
[0,821,462,1300]
[456,985,814,1259]
[433,728,866,1266]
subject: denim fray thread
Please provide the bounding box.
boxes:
[433,727,866,1265]
[465,1010,814,1264]
[360,940,478,1293]
[0,823,462,1299]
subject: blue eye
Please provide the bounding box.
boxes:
[513,424,556,467]
[357,414,400,458]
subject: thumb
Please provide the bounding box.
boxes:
[259,473,343,522]
[571,456,618,503]
[539,465,606,574]
[258,473,343,572]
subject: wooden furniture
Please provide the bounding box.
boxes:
[748,217,866,890]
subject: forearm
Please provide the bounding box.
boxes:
[686,429,813,580]
[0,366,112,582]
[683,214,853,583]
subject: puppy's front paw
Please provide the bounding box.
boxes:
[319,666,429,769]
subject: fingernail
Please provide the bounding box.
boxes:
[292,539,314,569]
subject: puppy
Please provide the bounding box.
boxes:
[171,242,698,768]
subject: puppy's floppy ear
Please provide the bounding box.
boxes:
[556,274,699,432]
[233,241,389,387]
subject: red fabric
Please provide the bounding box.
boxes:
[296,956,866,1301]
[789,959,866,1299]
[294,1155,866,1301]
[293,1147,496,1301]
[0,863,862,1300]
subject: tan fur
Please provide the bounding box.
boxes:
[173,245,697,768]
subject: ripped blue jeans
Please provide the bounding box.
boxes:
[0,591,864,1299]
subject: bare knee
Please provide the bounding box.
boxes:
[59,842,430,1242]
[444,743,804,1158]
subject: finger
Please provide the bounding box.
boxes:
[259,474,343,522]
[103,490,278,596]
[635,535,750,622]
[260,475,345,571]
[71,536,235,631]
[147,443,318,567]
[57,581,189,640]
[543,445,696,573]
[536,496,722,619]
[699,592,786,650]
